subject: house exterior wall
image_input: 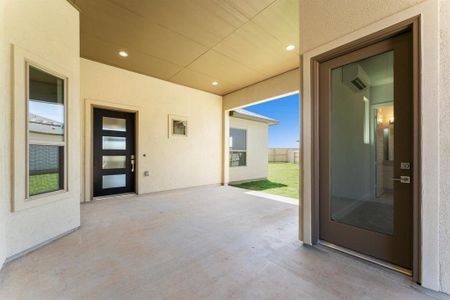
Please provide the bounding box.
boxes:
[229,117,269,183]
[0,0,7,266]
[439,0,450,293]
[80,59,222,200]
[223,69,300,111]
[0,0,80,260]
[300,0,448,293]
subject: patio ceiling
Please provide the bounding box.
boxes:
[73,0,299,95]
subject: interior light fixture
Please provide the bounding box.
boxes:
[212,81,219,86]
[118,51,128,57]
[286,45,296,51]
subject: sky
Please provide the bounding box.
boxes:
[244,93,300,148]
[30,101,65,123]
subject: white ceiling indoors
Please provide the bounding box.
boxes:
[73,0,299,95]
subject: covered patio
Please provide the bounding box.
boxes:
[0,186,441,299]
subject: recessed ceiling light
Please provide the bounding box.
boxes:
[118,51,128,57]
[286,45,296,51]
[212,81,219,86]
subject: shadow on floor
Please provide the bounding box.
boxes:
[230,179,287,191]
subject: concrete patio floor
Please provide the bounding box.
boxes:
[0,185,446,299]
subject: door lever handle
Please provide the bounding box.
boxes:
[131,155,135,173]
[392,176,410,184]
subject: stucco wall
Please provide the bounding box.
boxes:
[229,117,269,183]
[0,0,7,266]
[223,69,300,111]
[80,59,222,199]
[1,0,80,258]
[299,0,426,54]
[439,0,450,293]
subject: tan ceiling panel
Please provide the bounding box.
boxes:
[223,0,277,19]
[77,0,207,66]
[185,50,268,88]
[107,0,249,48]
[252,0,300,52]
[76,0,300,95]
[170,68,235,95]
[213,21,299,76]
[81,34,182,80]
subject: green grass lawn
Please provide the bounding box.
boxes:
[29,173,60,196]
[231,163,299,199]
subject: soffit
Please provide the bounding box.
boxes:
[74,0,299,95]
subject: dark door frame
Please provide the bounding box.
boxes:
[88,103,140,200]
[309,17,421,282]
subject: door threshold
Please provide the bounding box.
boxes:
[318,240,412,277]
[93,193,137,201]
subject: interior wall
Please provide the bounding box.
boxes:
[370,83,394,104]
[229,117,269,183]
[1,0,80,258]
[80,59,222,200]
[330,70,371,200]
[439,0,450,293]
[300,0,443,292]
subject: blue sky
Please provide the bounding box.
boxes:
[30,101,65,123]
[244,93,300,148]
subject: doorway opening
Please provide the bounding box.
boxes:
[227,93,300,204]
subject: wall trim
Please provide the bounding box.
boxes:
[83,98,142,202]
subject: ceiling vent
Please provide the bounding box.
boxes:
[342,64,370,92]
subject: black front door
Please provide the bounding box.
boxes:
[93,108,135,197]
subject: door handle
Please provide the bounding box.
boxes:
[131,155,135,173]
[392,176,410,184]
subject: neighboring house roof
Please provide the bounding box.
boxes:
[229,109,279,125]
[29,113,64,135]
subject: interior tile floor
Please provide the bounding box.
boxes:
[0,185,447,299]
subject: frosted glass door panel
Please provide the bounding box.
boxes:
[102,174,126,189]
[102,136,126,150]
[102,156,126,169]
[103,117,126,132]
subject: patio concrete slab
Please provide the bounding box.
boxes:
[0,185,446,299]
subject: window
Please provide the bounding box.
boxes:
[229,128,247,167]
[168,115,188,137]
[173,120,187,135]
[27,65,66,197]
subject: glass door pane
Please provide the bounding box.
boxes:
[330,51,394,235]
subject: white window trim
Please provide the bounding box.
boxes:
[25,63,68,200]
[12,44,73,212]
[168,114,189,138]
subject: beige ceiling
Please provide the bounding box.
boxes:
[73,0,299,95]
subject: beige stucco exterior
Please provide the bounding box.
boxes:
[0,0,448,296]
[229,117,269,183]
[438,0,450,293]
[80,59,223,201]
[0,0,81,261]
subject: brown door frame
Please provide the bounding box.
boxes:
[309,17,421,282]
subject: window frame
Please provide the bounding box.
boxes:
[168,114,189,138]
[229,127,247,167]
[25,62,69,200]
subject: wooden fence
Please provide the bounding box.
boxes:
[268,148,300,163]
